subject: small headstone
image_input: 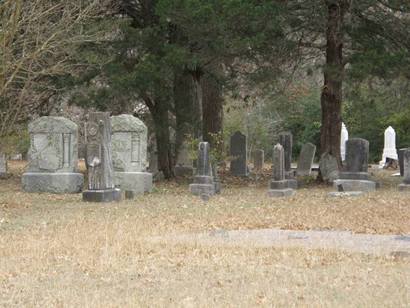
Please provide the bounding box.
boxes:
[230,131,248,176]
[189,142,215,197]
[332,138,376,194]
[380,126,398,167]
[398,148,409,177]
[296,143,316,176]
[340,122,348,161]
[21,117,84,193]
[268,144,295,197]
[398,149,410,191]
[111,114,152,195]
[319,153,339,183]
[82,112,121,202]
[0,153,7,177]
[278,132,292,175]
[10,153,22,160]
[174,141,194,177]
[253,149,264,172]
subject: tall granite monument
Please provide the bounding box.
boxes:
[278,131,297,188]
[83,112,121,202]
[230,131,248,176]
[111,115,152,197]
[331,138,376,196]
[189,142,215,197]
[268,144,295,197]
[398,149,410,191]
[22,117,83,193]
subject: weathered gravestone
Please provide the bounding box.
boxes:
[83,112,121,202]
[319,153,339,183]
[268,144,295,197]
[331,138,376,195]
[278,132,297,189]
[253,149,264,172]
[0,153,7,177]
[21,117,83,193]
[380,126,398,166]
[296,143,316,176]
[341,122,348,161]
[398,149,410,191]
[111,114,152,197]
[189,142,215,197]
[398,148,409,176]
[230,131,248,176]
[174,141,194,177]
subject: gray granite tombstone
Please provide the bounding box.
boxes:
[83,112,121,202]
[278,132,297,189]
[268,144,295,197]
[253,149,264,172]
[398,148,409,177]
[296,143,316,176]
[278,132,293,175]
[189,142,215,197]
[21,117,84,193]
[319,153,339,183]
[230,131,248,176]
[398,149,410,191]
[0,153,7,177]
[111,115,152,196]
[332,138,376,194]
[174,141,194,177]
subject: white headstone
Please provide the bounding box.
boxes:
[340,122,348,161]
[381,126,398,165]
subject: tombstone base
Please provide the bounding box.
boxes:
[270,180,290,190]
[333,179,376,192]
[82,188,121,203]
[398,184,410,191]
[214,179,222,194]
[339,172,370,180]
[286,179,298,190]
[328,191,365,198]
[189,183,215,196]
[267,188,295,198]
[22,172,84,194]
[174,166,193,177]
[114,172,152,195]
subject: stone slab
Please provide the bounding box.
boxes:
[339,172,369,180]
[328,191,365,198]
[150,228,410,257]
[398,184,410,192]
[267,188,295,198]
[189,183,215,196]
[270,180,290,190]
[333,179,376,192]
[22,172,84,193]
[82,188,121,202]
[114,171,152,194]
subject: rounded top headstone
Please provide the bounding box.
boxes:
[111,114,147,133]
[28,116,77,134]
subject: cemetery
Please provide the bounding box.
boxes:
[1,1,410,306]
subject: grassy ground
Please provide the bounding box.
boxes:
[0,161,409,307]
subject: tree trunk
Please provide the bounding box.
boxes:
[174,71,196,156]
[201,73,223,150]
[320,1,349,170]
[145,98,174,179]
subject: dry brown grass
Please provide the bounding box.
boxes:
[0,161,409,307]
